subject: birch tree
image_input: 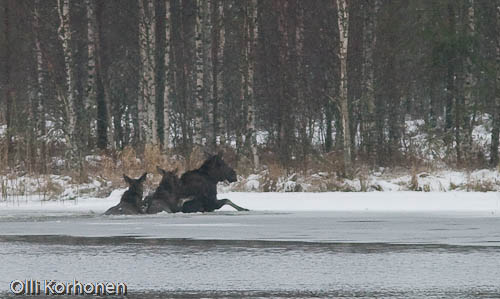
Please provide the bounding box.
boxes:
[218,2,226,146]
[85,0,97,149]
[163,0,172,150]
[209,0,222,150]
[336,0,351,174]
[202,0,213,148]
[138,0,157,144]
[463,0,476,159]
[246,0,259,169]
[361,0,379,158]
[33,0,47,172]
[193,0,204,145]
[491,0,500,166]
[56,0,78,160]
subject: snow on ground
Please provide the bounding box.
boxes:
[1,191,500,214]
[0,188,125,215]
[228,168,500,192]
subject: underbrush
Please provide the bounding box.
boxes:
[1,115,500,199]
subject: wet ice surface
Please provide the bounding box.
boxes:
[1,210,500,298]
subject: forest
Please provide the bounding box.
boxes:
[1,0,500,183]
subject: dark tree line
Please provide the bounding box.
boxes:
[0,0,499,175]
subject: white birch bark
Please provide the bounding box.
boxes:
[463,0,476,153]
[138,0,157,144]
[202,0,213,146]
[361,0,378,154]
[193,0,204,145]
[57,0,78,155]
[491,0,500,166]
[246,0,259,169]
[496,0,500,127]
[163,0,171,150]
[336,0,351,173]
[497,0,500,101]
[218,2,226,145]
[238,2,247,154]
[86,0,97,147]
[33,0,45,144]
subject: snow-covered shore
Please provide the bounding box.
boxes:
[1,191,499,214]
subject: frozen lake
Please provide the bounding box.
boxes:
[1,206,500,298]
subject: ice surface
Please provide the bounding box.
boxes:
[1,211,500,298]
[2,190,500,297]
[1,191,500,216]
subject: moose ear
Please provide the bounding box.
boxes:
[123,174,133,185]
[156,166,165,175]
[138,172,148,183]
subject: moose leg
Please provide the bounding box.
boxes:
[215,199,249,211]
[179,196,195,207]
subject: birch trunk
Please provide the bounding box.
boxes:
[361,0,378,158]
[138,0,157,144]
[445,2,455,136]
[3,1,13,167]
[202,0,213,147]
[57,0,78,161]
[463,0,475,159]
[33,0,47,172]
[491,0,500,166]
[336,0,351,174]
[193,0,204,145]
[277,0,289,164]
[296,1,308,168]
[218,2,226,146]
[85,0,97,148]
[163,0,171,150]
[209,0,221,150]
[246,0,259,170]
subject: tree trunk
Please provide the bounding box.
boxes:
[277,0,290,165]
[361,0,379,160]
[2,1,13,168]
[336,0,351,175]
[209,0,221,151]
[85,0,97,150]
[445,2,455,142]
[33,0,47,173]
[193,0,204,145]
[138,0,157,145]
[163,0,172,150]
[462,0,475,161]
[94,1,110,150]
[202,0,213,148]
[57,0,78,163]
[491,0,500,167]
[217,2,226,146]
[246,0,259,170]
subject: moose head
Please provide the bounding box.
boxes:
[123,172,147,197]
[200,151,237,183]
[156,166,180,191]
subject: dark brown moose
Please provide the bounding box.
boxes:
[104,173,147,215]
[179,152,249,213]
[142,166,194,214]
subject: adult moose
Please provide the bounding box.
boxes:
[180,152,249,213]
[143,166,194,214]
[104,173,147,215]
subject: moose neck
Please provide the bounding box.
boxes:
[199,167,221,183]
